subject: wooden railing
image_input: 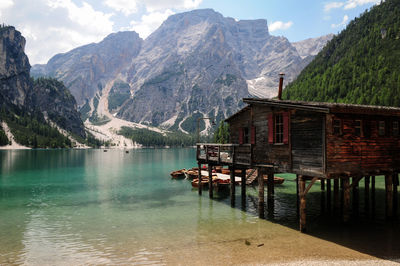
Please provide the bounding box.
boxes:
[196,143,252,166]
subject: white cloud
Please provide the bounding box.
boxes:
[324,2,344,12]
[0,0,14,17]
[104,0,138,16]
[269,21,293,32]
[344,0,380,9]
[128,9,175,39]
[331,15,349,28]
[324,0,381,12]
[1,0,114,64]
[143,0,202,12]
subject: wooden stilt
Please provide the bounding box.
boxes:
[327,179,331,212]
[267,173,274,201]
[352,177,360,218]
[343,178,350,223]
[340,178,344,214]
[364,176,370,215]
[394,174,399,218]
[299,175,306,232]
[230,166,235,207]
[258,168,264,219]
[385,174,393,219]
[333,178,339,214]
[241,169,246,209]
[198,163,202,195]
[208,164,213,199]
[321,179,325,190]
[296,175,299,216]
[320,179,325,213]
[371,176,376,217]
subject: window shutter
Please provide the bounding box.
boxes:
[251,126,256,145]
[239,127,244,144]
[283,112,289,144]
[268,114,274,144]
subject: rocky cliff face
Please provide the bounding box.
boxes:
[31,31,143,105]
[0,26,31,107]
[29,78,86,138]
[32,9,333,131]
[292,34,334,59]
[0,26,85,139]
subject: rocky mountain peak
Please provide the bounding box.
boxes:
[0,26,31,106]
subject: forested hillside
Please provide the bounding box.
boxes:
[283,0,400,106]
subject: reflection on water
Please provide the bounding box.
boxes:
[0,149,399,265]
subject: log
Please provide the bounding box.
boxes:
[333,178,339,214]
[352,177,359,218]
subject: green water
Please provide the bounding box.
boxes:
[0,149,399,265]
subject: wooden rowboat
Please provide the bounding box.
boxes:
[170,169,186,179]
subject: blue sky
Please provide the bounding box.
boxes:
[0,0,381,64]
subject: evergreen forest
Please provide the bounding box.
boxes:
[283,0,400,107]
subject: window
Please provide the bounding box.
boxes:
[243,127,249,143]
[355,120,362,137]
[268,112,289,144]
[393,121,399,136]
[379,121,386,136]
[333,119,342,135]
[275,113,284,144]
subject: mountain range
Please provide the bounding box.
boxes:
[32,9,333,133]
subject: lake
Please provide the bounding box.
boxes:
[0,149,399,265]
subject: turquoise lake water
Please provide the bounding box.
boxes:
[1,149,399,265]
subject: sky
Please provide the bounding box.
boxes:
[0,0,381,65]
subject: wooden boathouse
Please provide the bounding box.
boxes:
[196,92,400,232]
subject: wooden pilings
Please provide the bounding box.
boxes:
[343,178,350,223]
[333,179,339,213]
[258,168,265,219]
[394,174,399,217]
[241,169,246,208]
[208,164,213,199]
[326,179,331,212]
[198,163,202,195]
[230,166,235,207]
[267,173,274,201]
[352,177,360,217]
[365,176,370,214]
[385,174,393,219]
[298,175,306,232]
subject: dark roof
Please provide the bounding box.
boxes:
[225,106,250,122]
[242,98,400,116]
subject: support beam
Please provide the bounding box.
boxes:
[321,179,325,190]
[371,176,376,217]
[333,178,339,214]
[267,173,274,201]
[385,174,393,219]
[241,169,246,209]
[296,175,299,215]
[394,174,399,218]
[352,177,360,218]
[230,166,235,207]
[299,175,306,232]
[327,179,331,212]
[258,168,265,219]
[198,163,202,196]
[343,178,350,223]
[208,164,213,199]
[364,176,370,215]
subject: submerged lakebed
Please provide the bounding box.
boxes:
[0,148,399,265]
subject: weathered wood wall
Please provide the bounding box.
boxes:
[291,110,324,175]
[326,113,400,176]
